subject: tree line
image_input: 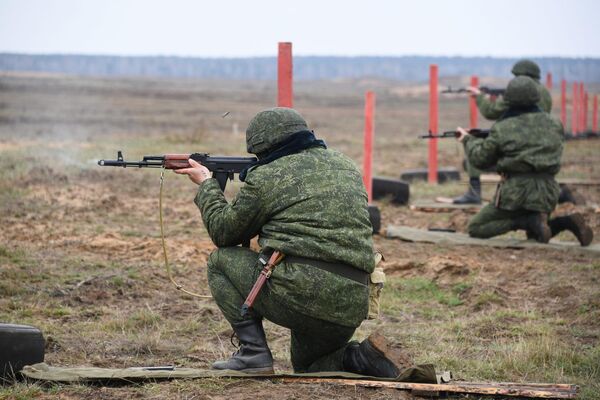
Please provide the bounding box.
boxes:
[1,53,599,82]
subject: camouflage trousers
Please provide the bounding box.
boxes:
[468,204,534,238]
[206,247,358,372]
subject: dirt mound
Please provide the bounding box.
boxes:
[384,255,475,286]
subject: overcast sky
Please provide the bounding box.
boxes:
[0,0,598,58]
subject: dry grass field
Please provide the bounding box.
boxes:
[0,72,599,399]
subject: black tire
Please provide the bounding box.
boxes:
[400,167,461,184]
[372,177,410,205]
[0,323,45,379]
[368,205,381,234]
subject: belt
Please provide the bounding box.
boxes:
[285,255,369,286]
[504,172,555,180]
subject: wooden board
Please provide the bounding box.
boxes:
[281,377,578,399]
[479,174,600,186]
[386,225,600,256]
[410,199,484,212]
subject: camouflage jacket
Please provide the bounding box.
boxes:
[476,81,552,120]
[463,110,564,212]
[195,147,374,326]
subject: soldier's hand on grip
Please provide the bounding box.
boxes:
[173,158,211,185]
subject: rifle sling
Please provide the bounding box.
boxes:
[285,256,369,286]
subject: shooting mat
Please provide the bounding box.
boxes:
[20,362,436,383]
[386,225,600,255]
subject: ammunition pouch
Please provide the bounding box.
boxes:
[367,252,386,320]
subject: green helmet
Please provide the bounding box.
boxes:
[246,107,308,155]
[511,59,541,80]
[504,76,540,108]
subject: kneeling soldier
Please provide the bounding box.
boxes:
[456,76,593,246]
[175,108,411,376]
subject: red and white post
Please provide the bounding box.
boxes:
[277,42,293,107]
[593,95,598,133]
[583,91,589,132]
[560,80,567,127]
[571,82,579,136]
[363,91,375,203]
[580,83,585,133]
[546,72,553,90]
[469,76,479,129]
[428,64,439,184]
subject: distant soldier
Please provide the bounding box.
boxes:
[456,76,593,246]
[175,108,429,378]
[453,59,552,204]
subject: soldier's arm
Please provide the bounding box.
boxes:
[195,177,268,247]
[476,94,508,120]
[463,127,501,170]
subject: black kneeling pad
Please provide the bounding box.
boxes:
[400,168,461,183]
[368,205,381,234]
[372,177,410,205]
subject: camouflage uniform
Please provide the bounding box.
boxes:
[464,76,564,238]
[475,80,552,122]
[467,60,552,180]
[195,108,374,372]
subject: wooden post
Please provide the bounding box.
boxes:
[572,83,578,134]
[469,76,479,129]
[546,72,553,90]
[579,82,585,133]
[277,42,293,107]
[593,95,598,133]
[428,65,439,184]
[363,91,375,203]
[583,91,589,132]
[560,80,567,127]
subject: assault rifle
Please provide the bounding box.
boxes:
[98,151,257,191]
[420,128,490,139]
[442,86,505,96]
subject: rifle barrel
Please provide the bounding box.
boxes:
[97,159,163,168]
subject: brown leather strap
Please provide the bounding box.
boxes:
[285,256,369,286]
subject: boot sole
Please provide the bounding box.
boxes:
[571,213,594,247]
[365,333,414,377]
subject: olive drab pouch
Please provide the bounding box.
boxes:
[367,252,386,320]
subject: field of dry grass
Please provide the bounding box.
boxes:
[0,72,599,399]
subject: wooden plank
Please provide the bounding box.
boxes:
[410,200,483,213]
[280,377,578,399]
[479,174,600,186]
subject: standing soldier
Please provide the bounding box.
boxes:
[453,59,553,204]
[175,108,431,379]
[456,76,593,246]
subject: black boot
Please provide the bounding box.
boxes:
[343,333,412,378]
[514,212,551,243]
[453,177,482,204]
[558,185,586,205]
[212,319,274,374]
[549,213,593,246]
